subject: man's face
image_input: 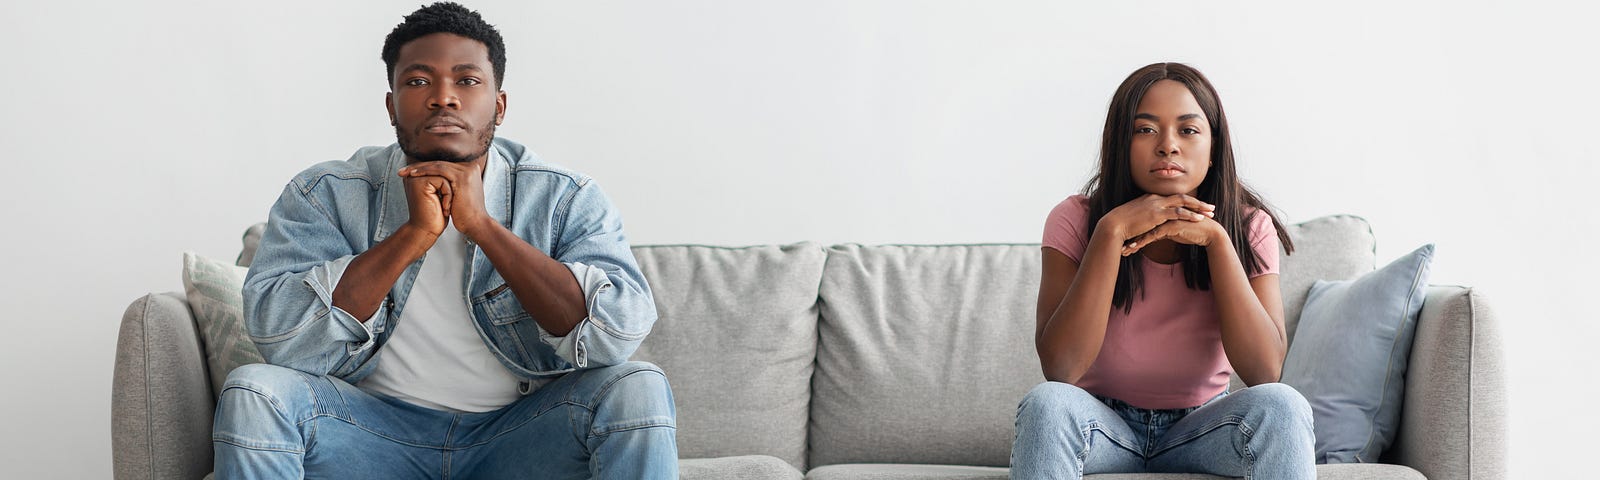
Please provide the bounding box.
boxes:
[387,33,506,164]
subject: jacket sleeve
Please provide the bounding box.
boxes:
[242,181,387,377]
[535,181,656,369]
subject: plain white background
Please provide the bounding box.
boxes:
[1,0,1594,477]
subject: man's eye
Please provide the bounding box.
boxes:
[405,78,428,86]
[460,78,481,86]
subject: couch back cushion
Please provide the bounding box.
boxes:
[629,244,826,470]
[1277,215,1377,342]
[811,244,1044,468]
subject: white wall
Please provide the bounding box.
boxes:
[1,0,1593,477]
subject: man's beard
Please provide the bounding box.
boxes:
[396,121,496,163]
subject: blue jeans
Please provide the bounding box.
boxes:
[1012,382,1314,480]
[213,361,678,479]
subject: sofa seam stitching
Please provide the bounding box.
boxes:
[140,293,156,480]
[1465,287,1477,480]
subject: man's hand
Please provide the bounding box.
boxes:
[402,173,452,237]
[400,161,491,239]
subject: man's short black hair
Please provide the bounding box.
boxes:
[382,2,506,88]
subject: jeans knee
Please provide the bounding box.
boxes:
[220,364,312,402]
[1019,381,1098,423]
[214,364,320,448]
[216,363,321,418]
[1238,383,1313,429]
[588,361,676,430]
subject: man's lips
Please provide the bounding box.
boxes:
[422,116,467,134]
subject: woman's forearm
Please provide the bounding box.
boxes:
[1205,233,1287,385]
[1037,227,1127,383]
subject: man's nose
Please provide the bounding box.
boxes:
[428,88,460,109]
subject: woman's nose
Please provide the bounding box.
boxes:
[1157,135,1179,156]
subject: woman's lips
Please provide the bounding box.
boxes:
[1151,162,1186,178]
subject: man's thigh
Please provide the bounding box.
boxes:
[450,362,675,480]
[217,364,461,479]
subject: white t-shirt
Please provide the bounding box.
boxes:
[357,220,526,413]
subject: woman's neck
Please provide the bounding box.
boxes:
[1140,239,1182,265]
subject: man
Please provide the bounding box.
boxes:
[213,3,677,478]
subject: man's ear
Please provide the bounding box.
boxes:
[386,92,396,126]
[495,90,507,126]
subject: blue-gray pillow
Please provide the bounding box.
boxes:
[1281,244,1434,464]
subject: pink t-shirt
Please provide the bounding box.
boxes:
[1042,194,1280,409]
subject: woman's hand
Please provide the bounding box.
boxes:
[1121,217,1226,256]
[1098,193,1215,244]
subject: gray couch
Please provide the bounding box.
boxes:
[113,216,1506,479]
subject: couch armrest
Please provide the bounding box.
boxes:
[1386,286,1507,479]
[112,292,215,480]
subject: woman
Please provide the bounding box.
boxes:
[1013,63,1315,479]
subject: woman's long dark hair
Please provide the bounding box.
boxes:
[1085,63,1295,312]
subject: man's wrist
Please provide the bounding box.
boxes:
[394,223,440,254]
[458,215,501,243]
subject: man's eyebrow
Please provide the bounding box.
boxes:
[397,63,487,79]
[398,64,435,75]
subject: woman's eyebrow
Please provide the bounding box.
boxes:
[1134,113,1204,121]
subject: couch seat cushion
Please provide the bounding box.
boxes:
[630,244,826,470]
[682,455,803,480]
[800,463,1423,480]
[805,464,1009,480]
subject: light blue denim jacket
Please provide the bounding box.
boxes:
[243,137,655,385]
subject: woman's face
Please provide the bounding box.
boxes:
[1129,79,1212,196]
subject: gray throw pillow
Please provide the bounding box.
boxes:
[1281,244,1434,463]
[182,252,266,395]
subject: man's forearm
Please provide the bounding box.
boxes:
[331,224,437,321]
[469,221,587,336]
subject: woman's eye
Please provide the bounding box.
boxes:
[1182,127,1201,135]
[1135,126,1156,134]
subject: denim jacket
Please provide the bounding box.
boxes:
[242,137,656,385]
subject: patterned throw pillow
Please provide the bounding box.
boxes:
[182,252,265,395]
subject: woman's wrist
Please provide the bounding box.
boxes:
[1094,216,1129,243]
[1203,221,1231,251]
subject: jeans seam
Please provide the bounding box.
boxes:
[1149,414,1246,457]
[449,400,586,450]
[1083,421,1141,460]
[589,423,676,439]
[1241,420,1257,480]
[211,436,306,454]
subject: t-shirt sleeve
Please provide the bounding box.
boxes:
[1245,209,1281,278]
[1042,195,1092,263]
